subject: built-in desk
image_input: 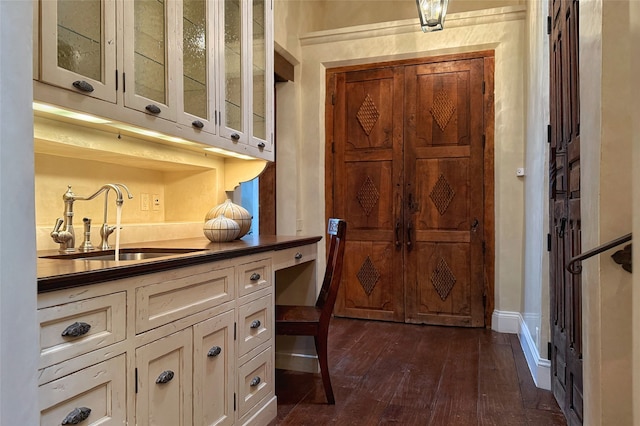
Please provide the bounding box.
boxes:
[36,235,321,426]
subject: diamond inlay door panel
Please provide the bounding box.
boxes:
[357,256,381,296]
[431,258,456,301]
[356,94,380,135]
[430,174,456,216]
[357,176,380,217]
[430,90,456,131]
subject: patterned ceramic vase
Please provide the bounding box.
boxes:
[203,214,241,242]
[205,199,252,238]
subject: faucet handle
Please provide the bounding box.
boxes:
[52,218,64,233]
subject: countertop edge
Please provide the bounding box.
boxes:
[38,235,323,293]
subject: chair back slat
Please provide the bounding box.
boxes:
[315,219,347,321]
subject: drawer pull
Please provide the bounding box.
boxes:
[250,376,261,387]
[61,321,91,338]
[250,319,261,329]
[156,370,174,384]
[207,346,222,357]
[250,273,261,281]
[72,80,94,93]
[62,406,91,424]
[294,252,303,260]
[145,104,161,114]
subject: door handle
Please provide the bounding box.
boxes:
[471,218,479,232]
[395,221,401,247]
[558,217,567,238]
[407,221,413,249]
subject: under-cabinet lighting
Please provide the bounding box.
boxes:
[204,147,255,160]
[33,102,112,124]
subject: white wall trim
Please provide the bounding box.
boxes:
[518,314,551,390]
[491,309,521,334]
[492,310,551,390]
[300,6,526,46]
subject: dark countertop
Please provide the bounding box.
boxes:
[38,235,322,293]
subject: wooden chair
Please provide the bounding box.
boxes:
[275,218,347,404]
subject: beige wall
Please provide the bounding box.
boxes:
[580,0,633,424]
[522,0,550,381]
[33,117,227,251]
[301,0,524,32]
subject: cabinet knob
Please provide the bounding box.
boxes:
[72,80,94,93]
[250,376,261,387]
[155,370,174,384]
[145,104,161,114]
[250,319,261,329]
[192,120,204,129]
[249,272,261,281]
[257,142,266,149]
[230,133,240,141]
[294,252,303,260]
[61,321,91,338]
[62,406,91,424]
[207,346,222,357]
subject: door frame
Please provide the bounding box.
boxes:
[324,51,495,327]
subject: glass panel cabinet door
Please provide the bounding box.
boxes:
[179,0,215,132]
[40,0,117,102]
[123,0,178,120]
[250,0,272,152]
[219,0,246,143]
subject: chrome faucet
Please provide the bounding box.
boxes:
[50,184,133,253]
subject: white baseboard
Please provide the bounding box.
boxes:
[491,309,521,334]
[491,310,551,390]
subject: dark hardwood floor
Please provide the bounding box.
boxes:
[272,317,566,426]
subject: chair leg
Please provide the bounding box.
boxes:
[314,334,335,404]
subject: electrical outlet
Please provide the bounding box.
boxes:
[140,193,150,211]
[152,194,160,211]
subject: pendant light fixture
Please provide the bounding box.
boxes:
[416,0,449,32]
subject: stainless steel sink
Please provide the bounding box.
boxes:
[40,248,205,261]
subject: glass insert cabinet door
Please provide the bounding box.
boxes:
[40,0,117,102]
[180,0,214,131]
[123,0,178,121]
[219,0,272,150]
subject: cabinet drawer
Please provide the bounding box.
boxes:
[38,292,126,368]
[39,354,126,426]
[272,244,317,271]
[237,258,271,298]
[136,266,234,334]
[237,294,273,356]
[237,346,274,419]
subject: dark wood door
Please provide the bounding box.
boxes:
[404,59,485,327]
[331,67,405,322]
[549,0,583,424]
[329,56,488,327]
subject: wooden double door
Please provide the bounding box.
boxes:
[326,53,493,327]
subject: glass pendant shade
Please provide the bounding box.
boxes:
[416,0,449,32]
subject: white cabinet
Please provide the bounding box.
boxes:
[34,0,274,161]
[39,0,118,103]
[37,255,276,425]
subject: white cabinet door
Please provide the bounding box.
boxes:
[193,310,235,426]
[122,0,179,121]
[249,0,273,154]
[178,0,218,134]
[136,328,193,426]
[40,0,117,102]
